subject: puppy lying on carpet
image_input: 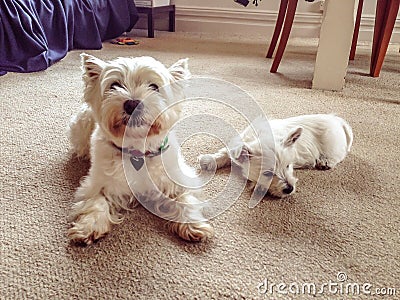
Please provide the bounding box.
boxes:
[200,114,353,198]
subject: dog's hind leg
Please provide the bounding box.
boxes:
[198,147,231,171]
[315,154,341,170]
[68,103,95,159]
[315,156,331,170]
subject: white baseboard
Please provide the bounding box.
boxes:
[176,6,322,38]
[175,6,399,43]
[357,15,400,43]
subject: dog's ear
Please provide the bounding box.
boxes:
[80,53,107,84]
[229,143,251,163]
[283,127,303,147]
[169,58,191,81]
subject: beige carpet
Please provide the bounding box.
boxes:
[1,31,399,299]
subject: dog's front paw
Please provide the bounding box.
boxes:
[168,221,214,242]
[68,211,112,245]
[198,154,217,172]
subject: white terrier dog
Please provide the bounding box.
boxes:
[68,54,214,245]
[200,114,353,198]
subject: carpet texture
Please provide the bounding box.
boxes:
[1,31,399,299]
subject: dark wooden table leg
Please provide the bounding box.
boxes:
[270,0,298,73]
[169,7,175,32]
[349,0,364,60]
[266,0,289,58]
[370,0,399,77]
[137,5,175,38]
[148,10,155,38]
[370,0,388,75]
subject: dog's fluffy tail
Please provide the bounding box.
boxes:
[340,118,353,153]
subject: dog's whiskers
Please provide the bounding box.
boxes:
[127,115,146,127]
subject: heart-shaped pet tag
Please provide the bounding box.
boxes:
[130,156,144,171]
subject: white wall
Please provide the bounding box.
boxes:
[170,0,399,43]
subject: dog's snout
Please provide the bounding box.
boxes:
[283,184,294,194]
[123,100,141,115]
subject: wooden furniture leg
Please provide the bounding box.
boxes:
[136,5,176,38]
[371,0,387,68]
[370,0,399,77]
[147,10,155,38]
[169,7,175,32]
[312,0,358,90]
[349,0,364,60]
[270,0,299,73]
[266,0,289,58]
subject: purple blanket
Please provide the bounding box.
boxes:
[0,0,138,75]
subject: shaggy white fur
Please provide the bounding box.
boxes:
[68,54,214,245]
[200,114,353,198]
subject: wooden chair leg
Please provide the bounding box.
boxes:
[266,0,289,58]
[270,0,298,73]
[370,0,399,77]
[349,0,364,60]
[370,0,388,74]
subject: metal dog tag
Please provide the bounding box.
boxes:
[130,156,144,171]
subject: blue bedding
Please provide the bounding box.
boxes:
[0,0,138,75]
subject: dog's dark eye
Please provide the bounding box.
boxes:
[149,83,159,91]
[263,170,274,177]
[286,165,290,169]
[110,82,123,89]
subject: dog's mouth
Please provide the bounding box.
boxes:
[268,189,292,199]
[121,100,145,126]
[110,100,166,138]
[121,101,147,128]
[123,114,146,128]
[108,102,158,139]
[267,177,296,198]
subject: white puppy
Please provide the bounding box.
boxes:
[68,54,213,245]
[200,114,353,198]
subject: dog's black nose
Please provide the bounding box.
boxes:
[283,184,294,194]
[123,100,141,115]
